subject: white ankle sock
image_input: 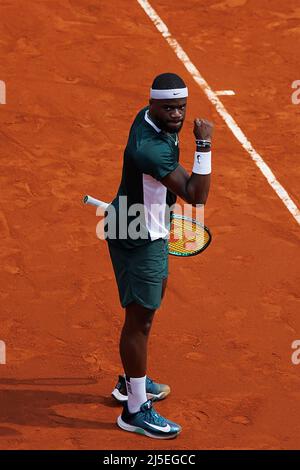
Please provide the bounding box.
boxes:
[126,375,147,414]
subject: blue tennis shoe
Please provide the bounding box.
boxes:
[117,399,181,439]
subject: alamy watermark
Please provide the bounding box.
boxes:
[95,197,205,243]
[291,340,300,365]
[0,340,6,364]
[0,80,6,104]
[291,80,300,105]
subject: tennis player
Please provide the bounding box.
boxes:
[106,73,213,439]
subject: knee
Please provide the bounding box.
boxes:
[128,316,154,337]
[140,318,153,337]
[124,305,155,337]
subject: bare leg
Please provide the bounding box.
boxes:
[119,278,168,377]
[119,302,155,378]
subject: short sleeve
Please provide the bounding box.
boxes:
[134,140,178,181]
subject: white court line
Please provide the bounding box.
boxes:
[137,0,300,226]
[215,90,235,96]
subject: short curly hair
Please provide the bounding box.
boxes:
[151,73,186,90]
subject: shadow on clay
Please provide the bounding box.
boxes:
[0,377,122,430]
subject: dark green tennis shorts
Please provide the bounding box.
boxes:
[107,238,169,310]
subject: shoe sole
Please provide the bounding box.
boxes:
[112,389,170,403]
[117,416,180,440]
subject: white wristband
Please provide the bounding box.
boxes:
[192,151,211,175]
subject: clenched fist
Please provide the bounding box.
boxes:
[193,118,214,141]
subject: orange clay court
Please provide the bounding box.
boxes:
[0,0,300,450]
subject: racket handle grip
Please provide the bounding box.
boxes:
[83,195,109,209]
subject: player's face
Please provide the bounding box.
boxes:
[149,98,187,133]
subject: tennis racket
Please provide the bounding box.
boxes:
[83,195,211,257]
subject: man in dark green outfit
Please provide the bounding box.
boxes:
[107,72,213,439]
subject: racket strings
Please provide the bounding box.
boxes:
[169,217,210,255]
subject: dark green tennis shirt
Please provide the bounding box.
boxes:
[106,106,179,248]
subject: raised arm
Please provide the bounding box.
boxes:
[161,118,213,205]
